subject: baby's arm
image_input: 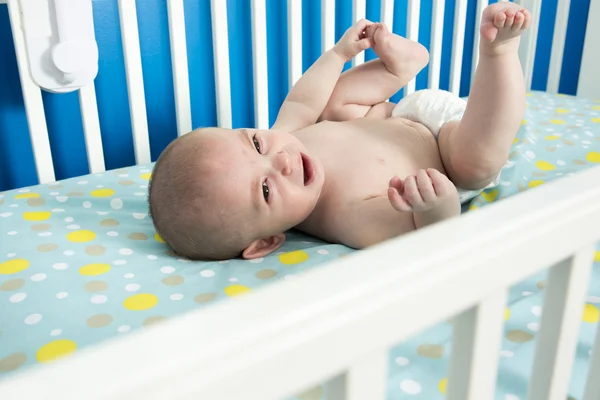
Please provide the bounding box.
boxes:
[272,20,373,133]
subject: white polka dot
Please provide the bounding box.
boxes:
[66,224,81,230]
[78,181,88,185]
[317,249,329,255]
[0,212,13,218]
[56,196,68,203]
[506,395,520,400]
[124,273,134,279]
[118,174,129,178]
[9,204,18,208]
[38,232,52,237]
[531,305,542,316]
[134,192,145,197]
[91,295,107,304]
[49,192,59,196]
[10,293,27,303]
[395,357,410,366]
[500,350,514,358]
[133,213,146,220]
[56,292,68,299]
[200,269,215,278]
[18,189,30,193]
[83,201,92,209]
[119,248,133,256]
[113,259,127,266]
[31,273,47,282]
[111,199,123,210]
[53,262,68,270]
[139,184,147,189]
[64,217,74,223]
[525,150,536,159]
[249,258,264,264]
[7,231,17,236]
[97,211,109,216]
[125,284,140,292]
[117,325,131,333]
[7,253,16,258]
[52,208,65,212]
[63,250,75,256]
[522,291,533,296]
[177,258,190,263]
[527,322,540,332]
[96,185,103,188]
[170,293,184,301]
[107,231,119,237]
[161,266,175,274]
[588,296,600,303]
[50,329,62,336]
[400,380,422,395]
[218,260,229,264]
[24,314,42,325]
[228,278,238,282]
[147,255,157,260]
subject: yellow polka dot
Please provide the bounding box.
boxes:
[23,211,51,221]
[526,93,533,97]
[279,250,309,265]
[544,135,561,140]
[536,160,556,171]
[140,173,151,180]
[584,304,599,323]
[505,308,510,321]
[549,119,566,125]
[0,259,29,275]
[592,118,600,123]
[528,180,545,188]
[123,294,158,311]
[555,108,569,114]
[481,189,498,203]
[224,284,252,297]
[66,230,96,242]
[79,263,111,276]
[90,189,115,197]
[439,378,447,394]
[586,151,600,163]
[592,105,600,110]
[36,340,77,363]
[468,204,478,211]
[520,120,526,126]
[512,138,520,144]
[594,251,600,263]
[154,233,165,243]
[14,193,39,199]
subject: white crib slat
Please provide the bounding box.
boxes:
[470,0,488,84]
[517,0,541,91]
[583,322,600,400]
[404,0,420,96]
[7,0,55,183]
[167,0,192,136]
[528,245,596,400]
[380,0,394,30]
[288,0,302,87]
[251,0,269,129]
[351,0,365,66]
[428,0,445,90]
[447,290,507,400]
[210,0,232,129]
[78,85,105,173]
[324,351,387,400]
[547,0,571,93]
[449,0,467,95]
[322,0,335,53]
[118,0,151,165]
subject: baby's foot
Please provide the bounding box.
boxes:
[480,3,531,55]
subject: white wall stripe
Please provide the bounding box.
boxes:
[351,0,366,66]
[404,0,420,96]
[78,85,105,173]
[321,0,335,53]
[288,0,303,88]
[449,0,468,96]
[118,0,151,165]
[251,0,269,129]
[428,0,445,90]
[471,0,488,84]
[210,0,232,129]
[547,0,571,93]
[167,0,192,136]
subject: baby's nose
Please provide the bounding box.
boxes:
[274,151,292,176]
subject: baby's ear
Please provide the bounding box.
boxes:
[242,234,286,259]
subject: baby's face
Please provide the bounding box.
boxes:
[201,127,325,249]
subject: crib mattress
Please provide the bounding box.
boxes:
[1,91,600,400]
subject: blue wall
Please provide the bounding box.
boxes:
[0,0,591,191]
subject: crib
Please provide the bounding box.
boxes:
[0,0,600,399]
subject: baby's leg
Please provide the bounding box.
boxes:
[319,23,429,122]
[437,3,531,190]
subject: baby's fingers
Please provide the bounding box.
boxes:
[388,187,412,212]
[354,18,373,34]
[427,168,451,196]
[416,169,436,203]
[404,175,425,209]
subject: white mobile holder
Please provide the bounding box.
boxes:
[18,0,98,93]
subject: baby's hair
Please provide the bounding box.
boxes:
[148,129,245,260]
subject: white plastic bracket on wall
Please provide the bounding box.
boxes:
[17,0,98,93]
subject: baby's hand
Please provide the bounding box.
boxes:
[388,169,459,213]
[333,19,374,62]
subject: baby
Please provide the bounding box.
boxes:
[149,3,531,260]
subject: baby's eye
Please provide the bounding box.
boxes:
[253,135,261,153]
[262,181,269,201]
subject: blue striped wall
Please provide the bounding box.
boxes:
[0,0,591,191]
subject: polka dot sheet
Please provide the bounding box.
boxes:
[0,92,598,400]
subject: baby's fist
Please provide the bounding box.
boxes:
[333,19,374,62]
[388,169,458,213]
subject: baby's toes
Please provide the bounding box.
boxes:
[503,9,515,29]
[511,11,524,31]
[494,11,507,29]
[521,9,532,30]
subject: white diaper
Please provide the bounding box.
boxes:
[392,89,501,204]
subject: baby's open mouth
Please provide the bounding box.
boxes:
[301,153,314,186]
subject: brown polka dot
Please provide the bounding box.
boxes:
[537,281,546,289]
[0,352,27,372]
[508,151,520,160]
[0,199,4,205]
[162,275,184,286]
[506,330,534,343]
[113,168,128,174]
[85,245,106,256]
[545,147,557,152]
[0,279,25,291]
[574,159,588,166]
[27,197,45,207]
[119,180,134,186]
[143,316,166,326]
[100,219,119,227]
[563,139,575,146]
[532,172,546,177]
[86,314,113,328]
[37,243,58,252]
[128,233,148,241]
[85,281,108,292]
[48,184,63,189]
[417,344,444,358]
[66,192,84,197]
[30,223,51,231]
[297,386,323,400]
[256,269,277,279]
[194,293,217,304]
